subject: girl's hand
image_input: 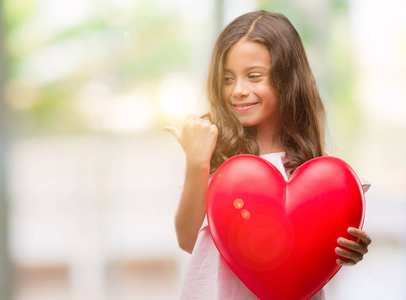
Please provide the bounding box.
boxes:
[164,114,218,168]
[335,227,372,266]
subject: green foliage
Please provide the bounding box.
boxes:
[4,1,191,135]
[3,0,36,29]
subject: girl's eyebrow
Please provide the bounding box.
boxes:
[223,66,269,72]
[247,66,269,71]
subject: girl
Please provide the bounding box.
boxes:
[164,11,371,300]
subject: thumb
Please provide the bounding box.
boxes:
[163,126,182,142]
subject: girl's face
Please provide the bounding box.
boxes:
[222,39,280,134]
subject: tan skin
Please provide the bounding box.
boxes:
[164,114,218,253]
[165,39,371,266]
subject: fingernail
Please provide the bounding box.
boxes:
[338,238,345,244]
[336,259,342,265]
[336,247,342,254]
[348,227,355,234]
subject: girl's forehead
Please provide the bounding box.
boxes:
[223,40,271,70]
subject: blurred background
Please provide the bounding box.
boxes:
[0,0,405,299]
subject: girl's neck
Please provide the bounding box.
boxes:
[255,123,285,155]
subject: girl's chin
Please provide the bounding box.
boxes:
[237,118,257,127]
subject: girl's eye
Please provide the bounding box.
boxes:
[248,74,262,79]
[224,77,234,82]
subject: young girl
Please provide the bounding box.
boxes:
[164,11,371,300]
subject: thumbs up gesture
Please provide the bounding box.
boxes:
[164,114,218,169]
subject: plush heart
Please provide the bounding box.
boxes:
[207,155,365,300]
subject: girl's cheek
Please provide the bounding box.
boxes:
[221,90,230,102]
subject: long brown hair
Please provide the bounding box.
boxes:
[206,11,325,173]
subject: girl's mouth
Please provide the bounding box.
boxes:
[233,102,259,112]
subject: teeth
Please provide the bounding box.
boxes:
[236,103,255,107]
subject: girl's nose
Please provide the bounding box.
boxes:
[232,80,250,98]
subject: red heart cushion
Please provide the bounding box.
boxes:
[207,155,365,300]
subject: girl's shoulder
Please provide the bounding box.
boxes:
[323,152,371,193]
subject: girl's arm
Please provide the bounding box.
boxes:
[174,161,210,253]
[164,114,218,253]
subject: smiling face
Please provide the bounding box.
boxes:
[222,39,280,134]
